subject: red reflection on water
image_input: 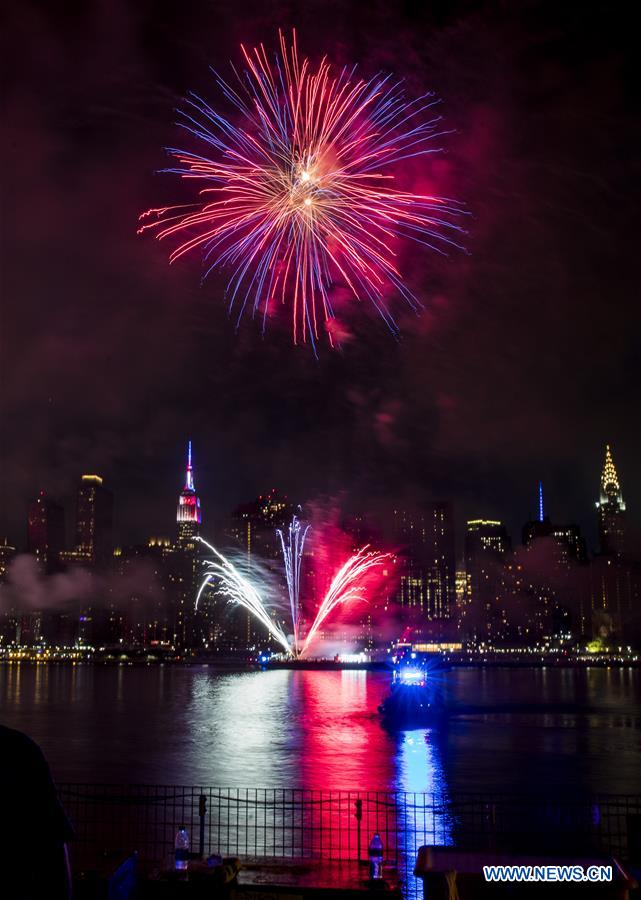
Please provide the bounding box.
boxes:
[289,670,397,861]
[296,670,395,790]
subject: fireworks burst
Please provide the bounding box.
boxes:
[300,545,390,657]
[277,515,311,657]
[196,535,389,660]
[139,31,465,350]
[196,538,292,656]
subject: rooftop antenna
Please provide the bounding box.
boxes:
[538,480,544,523]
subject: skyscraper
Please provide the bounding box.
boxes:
[591,445,639,641]
[176,441,202,550]
[522,481,586,563]
[27,491,65,571]
[521,484,587,639]
[394,508,427,612]
[74,474,113,565]
[464,519,511,642]
[596,444,626,557]
[394,502,455,628]
[424,502,456,622]
[169,442,203,646]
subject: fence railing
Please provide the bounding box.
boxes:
[59,786,641,893]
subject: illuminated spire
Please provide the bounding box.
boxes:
[538,481,544,523]
[601,444,620,495]
[185,440,195,491]
[598,444,624,508]
[597,443,625,556]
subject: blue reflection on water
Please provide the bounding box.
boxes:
[395,728,453,895]
[397,730,448,797]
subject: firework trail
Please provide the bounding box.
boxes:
[139,30,465,350]
[301,545,390,657]
[196,538,292,656]
[277,515,311,657]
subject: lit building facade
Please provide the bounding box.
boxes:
[394,508,426,612]
[394,503,455,630]
[424,502,455,622]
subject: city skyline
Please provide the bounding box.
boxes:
[1,441,636,560]
[2,439,638,654]
[0,440,638,564]
[2,435,637,560]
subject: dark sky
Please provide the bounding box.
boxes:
[2,0,640,554]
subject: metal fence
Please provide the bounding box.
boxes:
[59,786,641,893]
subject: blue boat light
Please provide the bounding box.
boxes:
[399,667,425,684]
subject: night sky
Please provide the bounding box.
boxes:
[2,0,640,553]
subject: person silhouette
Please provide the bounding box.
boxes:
[0,724,73,899]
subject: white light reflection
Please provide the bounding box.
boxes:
[188,669,299,786]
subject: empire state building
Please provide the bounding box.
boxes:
[177,441,202,549]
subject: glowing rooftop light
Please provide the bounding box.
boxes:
[538,480,544,523]
[81,474,103,485]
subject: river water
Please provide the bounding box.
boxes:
[1,664,639,795]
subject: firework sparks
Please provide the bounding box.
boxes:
[277,515,311,657]
[139,30,465,350]
[300,545,390,657]
[196,538,292,656]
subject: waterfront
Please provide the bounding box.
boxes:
[1,665,639,795]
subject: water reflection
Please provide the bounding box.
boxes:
[0,665,638,797]
[298,670,394,790]
[395,728,452,876]
[1,661,638,895]
[116,666,124,705]
[3,663,22,704]
[34,664,48,706]
[186,668,300,786]
[396,730,447,796]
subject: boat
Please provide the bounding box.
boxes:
[378,651,447,728]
